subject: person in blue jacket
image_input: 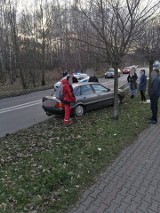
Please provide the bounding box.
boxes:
[149,69,160,124]
[139,69,147,102]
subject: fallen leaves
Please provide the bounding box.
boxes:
[0,96,152,213]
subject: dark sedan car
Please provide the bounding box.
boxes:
[42,82,125,117]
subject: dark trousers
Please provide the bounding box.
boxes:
[150,95,159,122]
[140,90,146,101]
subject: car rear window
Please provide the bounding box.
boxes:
[74,86,81,96]
[81,85,93,95]
[108,68,114,72]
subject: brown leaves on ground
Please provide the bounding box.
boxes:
[0,96,152,213]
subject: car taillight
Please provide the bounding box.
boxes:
[55,102,64,108]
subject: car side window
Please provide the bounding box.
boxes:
[74,86,81,96]
[81,85,93,95]
[92,84,109,93]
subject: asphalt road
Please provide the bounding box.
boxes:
[0,68,148,137]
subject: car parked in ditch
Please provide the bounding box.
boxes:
[42,82,125,117]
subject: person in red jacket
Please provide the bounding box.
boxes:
[61,76,75,125]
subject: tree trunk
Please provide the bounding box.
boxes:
[0,50,6,84]
[113,67,119,120]
[41,33,46,86]
[30,68,36,87]
[19,68,27,89]
[148,60,154,97]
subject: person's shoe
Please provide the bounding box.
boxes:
[149,120,157,124]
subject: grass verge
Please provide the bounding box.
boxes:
[0,94,157,213]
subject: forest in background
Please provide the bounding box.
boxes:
[0,0,160,91]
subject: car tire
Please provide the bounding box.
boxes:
[74,105,85,117]
[117,95,122,105]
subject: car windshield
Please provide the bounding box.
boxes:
[108,68,114,72]
[74,74,88,80]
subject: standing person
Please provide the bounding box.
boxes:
[63,70,68,77]
[72,76,78,83]
[127,68,138,98]
[149,69,160,124]
[139,69,147,102]
[88,74,99,82]
[61,76,75,125]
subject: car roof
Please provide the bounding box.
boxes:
[72,82,100,88]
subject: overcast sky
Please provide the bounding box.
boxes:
[17,0,159,12]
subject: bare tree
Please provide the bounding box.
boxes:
[136,16,160,95]
[0,0,19,84]
[0,0,6,84]
[71,0,160,119]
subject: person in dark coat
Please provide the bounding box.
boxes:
[63,70,68,77]
[61,76,75,125]
[127,68,138,98]
[72,76,78,83]
[88,75,99,82]
[149,69,160,124]
[139,69,147,102]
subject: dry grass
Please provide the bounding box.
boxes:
[0,94,154,213]
[0,70,62,98]
[0,69,105,99]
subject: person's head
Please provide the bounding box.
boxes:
[130,68,135,76]
[151,69,159,80]
[140,69,145,75]
[72,76,78,83]
[67,75,73,85]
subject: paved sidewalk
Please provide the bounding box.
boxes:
[68,121,160,213]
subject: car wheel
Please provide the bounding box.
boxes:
[74,105,85,117]
[117,95,122,105]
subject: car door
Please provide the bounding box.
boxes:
[91,84,114,108]
[74,84,98,111]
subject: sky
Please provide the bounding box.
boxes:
[16,0,159,13]
[17,0,34,11]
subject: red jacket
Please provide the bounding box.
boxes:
[61,79,75,103]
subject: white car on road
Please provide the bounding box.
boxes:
[54,73,89,90]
